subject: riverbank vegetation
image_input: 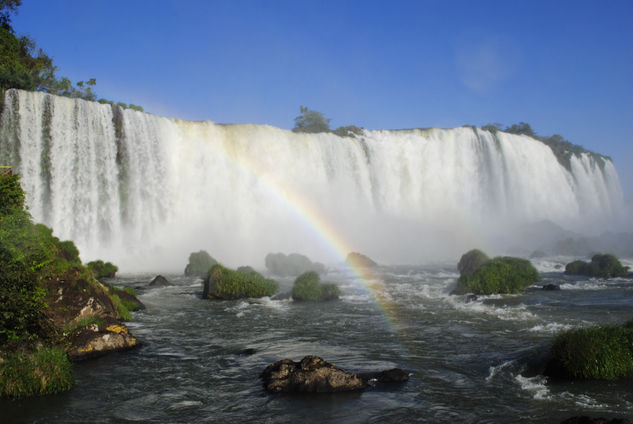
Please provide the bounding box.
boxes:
[0,1,142,110]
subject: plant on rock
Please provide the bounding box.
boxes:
[86,260,118,279]
[185,250,217,276]
[292,271,341,301]
[203,264,278,300]
[564,254,629,278]
[545,321,633,380]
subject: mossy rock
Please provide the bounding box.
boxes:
[564,254,629,278]
[457,249,490,276]
[545,322,633,380]
[184,250,217,277]
[455,256,540,295]
[0,347,73,398]
[203,264,278,300]
[264,252,326,277]
[86,260,118,279]
[291,271,341,301]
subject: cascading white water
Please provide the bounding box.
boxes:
[0,89,625,271]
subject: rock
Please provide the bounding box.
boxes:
[291,271,341,301]
[65,320,138,361]
[149,275,171,287]
[262,356,364,393]
[560,417,633,424]
[265,252,326,277]
[542,284,561,291]
[565,254,629,278]
[346,252,378,269]
[203,264,278,300]
[184,250,217,277]
[465,294,478,303]
[261,355,409,393]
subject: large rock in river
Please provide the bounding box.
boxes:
[261,355,408,393]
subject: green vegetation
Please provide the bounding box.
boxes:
[0,347,73,398]
[564,254,629,278]
[0,1,142,109]
[481,122,609,171]
[184,250,218,276]
[204,264,278,300]
[64,316,105,334]
[457,249,490,276]
[291,271,341,301]
[86,259,118,279]
[455,250,540,295]
[109,294,131,321]
[546,321,633,380]
[291,106,364,138]
[122,286,137,296]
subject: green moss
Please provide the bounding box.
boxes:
[457,249,490,276]
[110,294,131,321]
[122,287,137,296]
[547,323,633,380]
[564,254,629,278]
[291,271,341,301]
[0,347,74,398]
[184,250,217,276]
[86,260,118,279]
[456,256,540,295]
[204,264,278,299]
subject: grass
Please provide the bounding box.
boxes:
[456,256,540,295]
[547,323,633,380]
[292,271,341,301]
[0,347,74,398]
[205,264,278,299]
[110,294,131,321]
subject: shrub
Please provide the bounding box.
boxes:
[455,256,540,295]
[203,264,278,300]
[564,254,629,278]
[457,249,490,276]
[546,323,633,380]
[86,260,118,279]
[292,271,341,301]
[0,348,73,398]
[0,173,25,214]
[184,250,217,276]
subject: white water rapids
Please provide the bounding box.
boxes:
[0,89,624,271]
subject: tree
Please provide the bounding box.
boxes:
[0,0,21,32]
[504,122,535,137]
[292,106,331,133]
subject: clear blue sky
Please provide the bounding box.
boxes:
[11,0,633,198]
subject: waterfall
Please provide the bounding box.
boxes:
[0,89,625,271]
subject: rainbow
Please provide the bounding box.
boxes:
[189,124,402,330]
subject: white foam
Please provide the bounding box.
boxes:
[514,374,550,400]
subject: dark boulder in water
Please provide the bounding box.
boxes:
[149,275,171,287]
[542,284,561,291]
[261,355,408,393]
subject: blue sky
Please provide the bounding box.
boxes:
[12,0,633,197]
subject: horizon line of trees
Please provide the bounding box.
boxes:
[0,0,143,111]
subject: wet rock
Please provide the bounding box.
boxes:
[149,275,171,287]
[346,252,378,269]
[261,355,409,393]
[465,294,478,303]
[542,284,561,291]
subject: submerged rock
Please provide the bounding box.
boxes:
[261,355,408,393]
[149,275,171,287]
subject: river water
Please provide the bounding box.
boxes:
[3,258,633,423]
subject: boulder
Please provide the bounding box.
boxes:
[346,252,378,269]
[265,252,326,277]
[65,321,138,361]
[184,250,217,277]
[542,284,561,291]
[261,355,408,393]
[149,275,171,287]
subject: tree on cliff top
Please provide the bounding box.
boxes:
[292,106,331,133]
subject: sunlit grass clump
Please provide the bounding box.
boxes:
[0,348,74,398]
[455,250,540,295]
[203,264,278,299]
[291,271,341,301]
[546,320,633,380]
